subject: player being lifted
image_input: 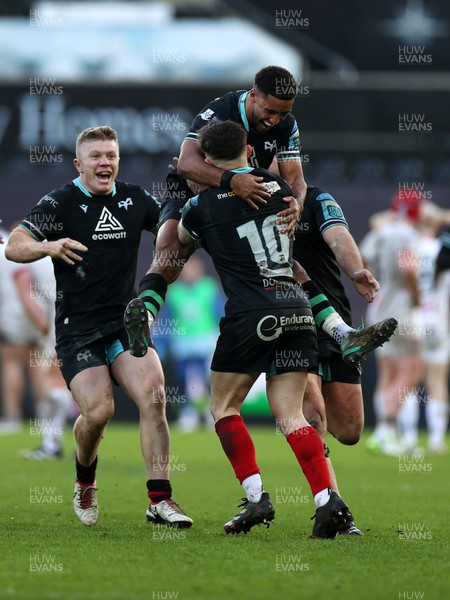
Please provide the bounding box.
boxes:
[124,65,396,366]
[176,119,353,537]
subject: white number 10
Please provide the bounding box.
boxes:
[236,215,291,277]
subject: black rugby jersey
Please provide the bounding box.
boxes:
[293,187,352,343]
[20,178,160,334]
[181,167,309,317]
[185,91,300,169]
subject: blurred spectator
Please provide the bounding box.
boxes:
[0,226,53,433]
[360,192,424,455]
[163,254,223,431]
[436,223,450,278]
[20,257,75,459]
[397,204,450,454]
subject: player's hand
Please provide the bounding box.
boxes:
[230,174,271,210]
[168,156,179,171]
[277,196,301,238]
[45,238,88,265]
[352,269,380,303]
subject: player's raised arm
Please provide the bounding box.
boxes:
[323,225,379,303]
[278,157,307,209]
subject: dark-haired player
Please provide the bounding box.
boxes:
[125,66,395,367]
[5,126,192,529]
[125,65,304,349]
[177,119,353,539]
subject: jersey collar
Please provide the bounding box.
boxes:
[231,167,253,174]
[238,92,250,132]
[73,177,117,198]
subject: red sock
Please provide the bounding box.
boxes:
[215,415,260,484]
[286,426,331,496]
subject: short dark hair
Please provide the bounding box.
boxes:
[76,126,118,156]
[254,65,298,100]
[198,120,247,161]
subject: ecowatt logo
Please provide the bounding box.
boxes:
[92,207,126,240]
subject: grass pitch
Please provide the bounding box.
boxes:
[1,423,448,600]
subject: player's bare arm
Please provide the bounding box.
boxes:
[177,138,271,208]
[323,225,379,303]
[264,158,300,236]
[5,227,87,266]
[278,158,307,206]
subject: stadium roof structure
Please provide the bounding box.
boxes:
[0,1,303,83]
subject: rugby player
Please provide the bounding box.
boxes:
[177,119,353,538]
[293,187,397,534]
[5,126,193,528]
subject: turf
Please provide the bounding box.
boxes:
[1,423,448,600]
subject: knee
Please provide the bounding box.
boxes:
[332,420,363,445]
[137,383,169,432]
[84,401,114,429]
[303,406,327,440]
[338,432,361,446]
[140,382,166,414]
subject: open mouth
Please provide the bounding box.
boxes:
[261,120,272,129]
[96,172,112,182]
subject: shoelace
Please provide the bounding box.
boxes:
[158,499,186,516]
[77,484,97,509]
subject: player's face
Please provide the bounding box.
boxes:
[248,89,294,134]
[74,139,120,195]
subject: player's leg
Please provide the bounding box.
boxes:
[322,383,364,445]
[54,333,120,526]
[125,172,196,357]
[211,370,275,534]
[304,372,363,535]
[125,219,196,357]
[71,366,114,466]
[367,353,397,452]
[425,360,449,454]
[302,374,327,438]
[266,371,352,539]
[384,354,423,422]
[386,354,423,455]
[369,347,423,455]
[302,374,340,492]
[70,365,115,526]
[397,389,420,451]
[111,345,193,528]
[22,354,73,460]
[293,262,397,365]
[0,342,28,433]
